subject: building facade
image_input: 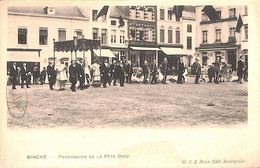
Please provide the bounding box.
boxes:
[127,6,158,67]
[7,6,92,70]
[195,5,248,71]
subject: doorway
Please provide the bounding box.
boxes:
[227,50,237,71]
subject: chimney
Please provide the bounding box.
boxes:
[44,7,55,15]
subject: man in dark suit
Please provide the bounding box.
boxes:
[208,63,215,83]
[161,58,168,84]
[214,57,221,84]
[20,63,30,88]
[237,56,245,84]
[47,62,56,90]
[99,59,109,88]
[69,60,78,92]
[177,57,185,84]
[109,60,118,86]
[118,60,125,87]
[9,62,18,89]
[150,60,158,84]
[142,60,149,84]
[77,59,85,90]
[194,58,201,84]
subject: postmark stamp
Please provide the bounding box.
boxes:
[6,87,28,119]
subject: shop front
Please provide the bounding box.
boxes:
[159,47,187,74]
[129,46,159,67]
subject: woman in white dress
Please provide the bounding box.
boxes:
[55,59,68,91]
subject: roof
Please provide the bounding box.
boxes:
[8,6,86,18]
[110,6,128,19]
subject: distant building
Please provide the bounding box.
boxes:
[195,5,248,71]
[7,6,91,70]
[127,6,158,67]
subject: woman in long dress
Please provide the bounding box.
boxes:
[55,59,68,91]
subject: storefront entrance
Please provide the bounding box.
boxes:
[227,50,237,71]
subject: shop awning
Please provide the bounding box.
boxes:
[160,47,187,56]
[93,49,116,58]
[130,46,160,51]
[7,50,40,62]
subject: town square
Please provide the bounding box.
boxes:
[6,5,248,128]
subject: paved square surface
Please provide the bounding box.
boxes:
[7,77,248,128]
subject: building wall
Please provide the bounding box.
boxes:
[8,11,91,69]
[157,6,183,46]
[195,5,248,68]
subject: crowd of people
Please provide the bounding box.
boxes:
[8,56,248,91]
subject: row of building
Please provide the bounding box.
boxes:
[7,5,248,73]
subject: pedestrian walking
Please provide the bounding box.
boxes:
[118,60,125,87]
[109,60,118,86]
[150,60,158,84]
[69,60,77,92]
[9,62,18,89]
[177,57,185,84]
[47,62,56,90]
[214,57,221,84]
[20,63,30,88]
[77,59,85,90]
[161,58,168,84]
[194,58,201,84]
[207,63,215,83]
[99,59,109,88]
[237,56,245,84]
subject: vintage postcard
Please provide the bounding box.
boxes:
[0,0,259,167]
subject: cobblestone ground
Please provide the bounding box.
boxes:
[7,77,248,128]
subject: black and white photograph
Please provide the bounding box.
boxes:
[0,1,259,168]
[6,5,248,128]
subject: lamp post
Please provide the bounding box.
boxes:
[53,38,56,67]
[82,34,85,74]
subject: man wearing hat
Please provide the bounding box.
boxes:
[194,58,201,84]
